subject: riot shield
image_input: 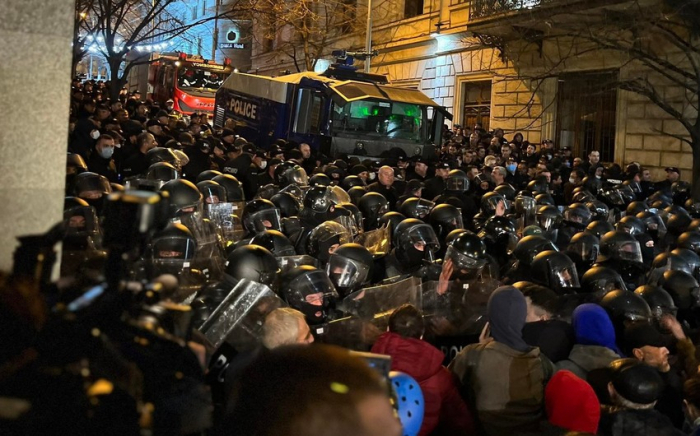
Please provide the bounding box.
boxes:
[205,202,246,243]
[181,212,227,281]
[277,255,320,274]
[198,278,286,349]
[339,276,422,320]
[354,224,391,257]
[334,215,361,238]
[329,185,351,205]
[194,240,226,281]
[124,177,164,192]
[421,277,500,338]
[314,316,384,351]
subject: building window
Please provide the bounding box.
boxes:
[404,0,424,19]
[461,80,491,132]
[197,37,203,55]
[192,6,198,20]
[556,70,618,162]
[202,0,207,16]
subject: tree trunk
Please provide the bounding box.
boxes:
[108,58,125,101]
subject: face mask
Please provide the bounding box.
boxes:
[507,164,517,173]
[90,130,100,140]
[596,175,602,180]
[259,160,268,169]
[569,177,576,184]
[99,147,114,159]
[369,173,376,180]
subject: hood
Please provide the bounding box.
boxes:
[371,332,444,381]
[572,303,620,354]
[488,286,530,352]
[568,344,620,372]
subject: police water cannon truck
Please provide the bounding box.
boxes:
[213,51,452,157]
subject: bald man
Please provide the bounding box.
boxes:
[368,165,399,210]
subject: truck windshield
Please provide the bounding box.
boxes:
[331,100,426,142]
[177,67,229,92]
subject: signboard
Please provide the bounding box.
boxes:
[191,62,227,70]
[220,43,245,50]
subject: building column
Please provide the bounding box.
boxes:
[0,0,74,270]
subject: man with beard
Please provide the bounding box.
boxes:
[122,132,159,178]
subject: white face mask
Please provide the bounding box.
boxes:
[90,130,100,140]
[569,177,576,184]
[259,160,268,170]
[99,147,114,159]
[369,172,376,180]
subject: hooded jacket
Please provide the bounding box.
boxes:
[557,304,622,379]
[371,332,475,436]
[448,287,554,436]
[557,344,621,380]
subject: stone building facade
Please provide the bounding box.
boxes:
[249,0,697,181]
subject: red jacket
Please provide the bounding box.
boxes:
[371,332,476,436]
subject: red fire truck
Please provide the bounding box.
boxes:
[148,52,234,116]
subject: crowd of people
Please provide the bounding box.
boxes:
[3,78,700,436]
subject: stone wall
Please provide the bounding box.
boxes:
[0,0,74,270]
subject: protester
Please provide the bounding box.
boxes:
[371,304,476,436]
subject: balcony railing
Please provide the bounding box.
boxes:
[470,0,551,20]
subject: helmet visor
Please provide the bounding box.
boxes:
[603,190,626,207]
[75,175,112,198]
[326,255,370,289]
[515,196,537,215]
[286,270,339,306]
[537,214,562,231]
[414,199,435,219]
[445,245,487,270]
[448,213,465,232]
[289,168,309,186]
[564,208,592,225]
[405,224,440,252]
[250,209,282,232]
[446,177,468,192]
[615,240,644,263]
[642,214,667,239]
[280,184,305,202]
[152,236,197,259]
[567,240,599,262]
[277,255,320,274]
[552,263,581,288]
[484,196,504,212]
[199,185,228,204]
[64,206,100,234]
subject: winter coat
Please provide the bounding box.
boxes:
[598,407,685,436]
[371,332,475,436]
[556,344,620,380]
[448,340,554,436]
